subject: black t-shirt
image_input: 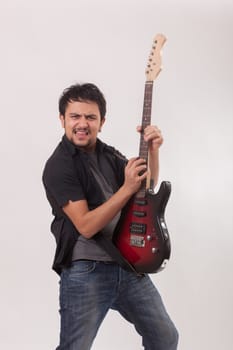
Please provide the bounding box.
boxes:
[42,135,127,274]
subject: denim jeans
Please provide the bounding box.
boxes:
[56,260,178,350]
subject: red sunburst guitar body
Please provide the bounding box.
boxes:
[113,182,171,273]
[113,34,171,273]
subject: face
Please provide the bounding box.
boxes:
[60,100,105,152]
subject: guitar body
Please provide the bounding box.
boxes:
[113,181,171,273]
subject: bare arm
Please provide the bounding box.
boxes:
[62,157,148,238]
[137,125,163,187]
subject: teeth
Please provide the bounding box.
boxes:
[73,129,88,135]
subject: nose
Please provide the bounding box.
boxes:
[78,115,88,126]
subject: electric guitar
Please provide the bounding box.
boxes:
[113,34,171,273]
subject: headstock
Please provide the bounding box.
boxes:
[145,34,167,81]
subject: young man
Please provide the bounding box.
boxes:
[42,83,178,349]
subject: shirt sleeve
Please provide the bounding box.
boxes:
[42,156,85,208]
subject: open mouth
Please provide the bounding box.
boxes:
[73,128,89,136]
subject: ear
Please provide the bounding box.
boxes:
[59,114,65,128]
[99,118,105,132]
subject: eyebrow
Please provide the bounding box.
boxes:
[68,113,97,117]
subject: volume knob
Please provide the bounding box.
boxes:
[152,247,159,254]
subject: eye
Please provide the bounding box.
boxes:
[70,114,80,120]
[87,115,97,120]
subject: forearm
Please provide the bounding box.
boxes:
[148,148,160,187]
[142,124,162,188]
[63,157,148,239]
[76,186,132,238]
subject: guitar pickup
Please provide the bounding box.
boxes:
[133,211,147,217]
[135,199,147,206]
[130,222,147,234]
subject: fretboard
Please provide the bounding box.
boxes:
[136,81,154,198]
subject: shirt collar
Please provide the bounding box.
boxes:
[61,134,105,156]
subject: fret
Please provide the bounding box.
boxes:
[137,81,154,198]
[136,182,147,198]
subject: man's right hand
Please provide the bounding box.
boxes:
[123,157,148,195]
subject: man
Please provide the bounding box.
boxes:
[42,83,178,349]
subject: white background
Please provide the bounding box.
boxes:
[0,0,232,349]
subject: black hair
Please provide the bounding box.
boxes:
[59,83,106,120]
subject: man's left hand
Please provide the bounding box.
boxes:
[137,125,163,151]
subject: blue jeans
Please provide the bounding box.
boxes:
[56,260,178,350]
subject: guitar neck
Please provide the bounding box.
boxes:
[139,81,153,159]
[136,81,154,198]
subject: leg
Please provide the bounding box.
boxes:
[112,270,179,350]
[56,261,118,350]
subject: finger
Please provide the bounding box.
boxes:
[128,157,147,168]
[138,169,148,180]
[127,157,139,167]
[137,164,148,176]
[151,136,163,144]
[135,156,147,163]
[144,125,160,132]
[145,130,162,143]
[144,125,161,135]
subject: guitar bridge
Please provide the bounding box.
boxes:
[130,235,145,248]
